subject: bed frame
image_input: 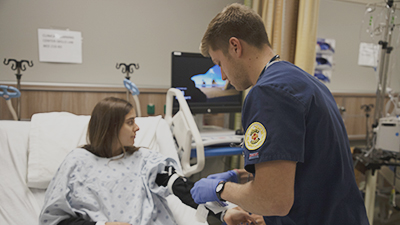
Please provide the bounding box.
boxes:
[0,88,207,224]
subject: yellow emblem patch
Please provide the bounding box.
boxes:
[245,122,267,150]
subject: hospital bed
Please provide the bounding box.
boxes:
[0,88,207,225]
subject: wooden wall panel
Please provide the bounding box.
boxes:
[1,84,389,142]
[333,93,381,140]
[0,85,167,121]
[344,96,376,140]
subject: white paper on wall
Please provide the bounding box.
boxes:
[38,29,82,63]
[358,42,379,67]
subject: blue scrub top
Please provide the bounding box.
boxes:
[242,61,369,225]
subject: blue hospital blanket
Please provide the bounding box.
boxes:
[39,148,179,225]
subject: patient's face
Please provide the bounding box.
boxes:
[118,109,140,149]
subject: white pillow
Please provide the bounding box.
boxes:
[27,112,90,189]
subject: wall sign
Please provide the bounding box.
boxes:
[38,29,82,63]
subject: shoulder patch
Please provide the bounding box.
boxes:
[245,122,267,150]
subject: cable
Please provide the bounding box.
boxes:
[364,134,377,157]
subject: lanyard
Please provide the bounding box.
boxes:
[266,54,280,69]
[259,54,280,78]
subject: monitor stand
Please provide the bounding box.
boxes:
[193,114,232,133]
[192,114,243,147]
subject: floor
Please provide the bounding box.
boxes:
[372,193,400,225]
[207,215,224,225]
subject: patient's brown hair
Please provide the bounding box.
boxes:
[83,97,138,158]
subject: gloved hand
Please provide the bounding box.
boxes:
[190,178,222,204]
[207,170,239,183]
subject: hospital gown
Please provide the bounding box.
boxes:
[39,148,179,225]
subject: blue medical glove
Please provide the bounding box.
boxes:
[190,178,222,204]
[207,170,239,183]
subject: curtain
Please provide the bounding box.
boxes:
[294,0,320,74]
[248,0,298,63]
[247,0,320,74]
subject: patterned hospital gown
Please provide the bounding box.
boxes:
[39,148,179,225]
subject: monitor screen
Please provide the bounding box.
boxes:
[171,51,242,114]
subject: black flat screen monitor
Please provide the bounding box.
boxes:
[171,51,242,114]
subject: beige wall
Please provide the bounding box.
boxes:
[1,0,398,94]
[1,0,398,141]
[0,0,243,88]
[317,0,400,93]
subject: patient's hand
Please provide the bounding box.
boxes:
[105,222,131,225]
[224,207,266,225]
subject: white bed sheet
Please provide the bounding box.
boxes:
[0,120,42,224]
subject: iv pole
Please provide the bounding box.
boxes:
[372,1,396,127]
[364,1,396,223]
[116,63,141,117]
[116,63,139,101]
[3,59,34,120]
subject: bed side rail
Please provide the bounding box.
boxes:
[165,88,204,177]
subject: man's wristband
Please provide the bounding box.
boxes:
[216,181,227,201]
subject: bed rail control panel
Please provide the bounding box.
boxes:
[192,134,243,148]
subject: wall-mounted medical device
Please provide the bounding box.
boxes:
[375,116,400,153]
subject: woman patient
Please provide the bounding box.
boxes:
[39,97,261,225]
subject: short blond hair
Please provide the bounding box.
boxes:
[200,3,270,57]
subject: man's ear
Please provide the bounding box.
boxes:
[229,37,242,57]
